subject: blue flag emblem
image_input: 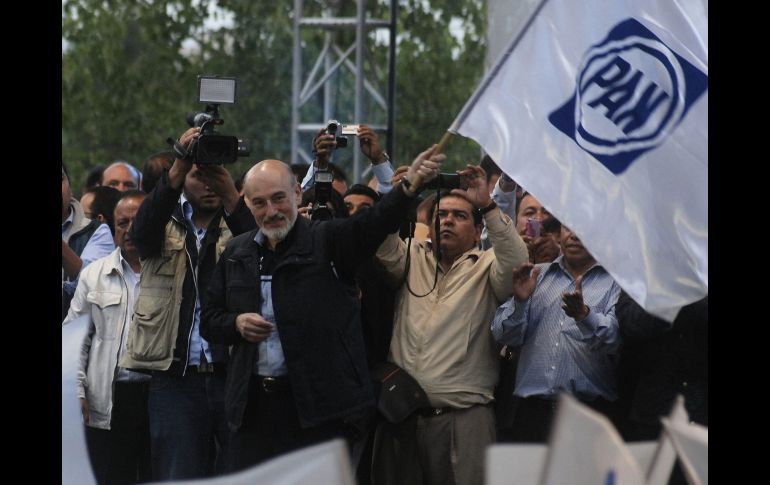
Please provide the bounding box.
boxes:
[548,18,708,174]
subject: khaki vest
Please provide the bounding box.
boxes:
[120,216,232,371]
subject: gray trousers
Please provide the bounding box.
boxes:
[371,404,495,485]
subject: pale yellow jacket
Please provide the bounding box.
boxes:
[376,209,528,408]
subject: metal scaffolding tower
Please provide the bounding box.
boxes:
[291,0,397,183]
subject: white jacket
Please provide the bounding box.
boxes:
[63,248,138,430]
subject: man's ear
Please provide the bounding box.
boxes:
[96,214,107,223]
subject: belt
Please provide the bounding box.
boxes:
[415,401,492,418]
[254,375,291,393]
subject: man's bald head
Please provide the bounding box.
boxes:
[103,161,141,191]
[243,159,296,196]
[242,160,301,247]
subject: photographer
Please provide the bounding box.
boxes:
[301,123,396,194]
[200,147,443,472]
[299,186,349,220]
[119,126,256,480]
[371,165,528,485]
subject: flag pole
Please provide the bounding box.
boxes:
[436,131,454,153]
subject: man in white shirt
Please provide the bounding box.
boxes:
[64,191,150,485]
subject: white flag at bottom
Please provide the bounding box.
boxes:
[540,394,644,485]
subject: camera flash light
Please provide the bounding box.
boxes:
[198,76,236,104]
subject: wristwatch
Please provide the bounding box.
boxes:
[400,175,418,197]
[478,200,497,215]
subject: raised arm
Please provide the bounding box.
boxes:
[131,128,199,258]
[453,165,527,302]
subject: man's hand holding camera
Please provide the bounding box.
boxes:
[167,127,240,212]
[357,124,388,165]
[454,164,496,212]
[168,127,200,190]
[195,164,241,214]
[313,129,336,169]
[523,234,561,264]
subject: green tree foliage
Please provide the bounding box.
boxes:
[391,0,487,172]
[176,2,292,182]
[62,0,486,192]
[63,0,212,191]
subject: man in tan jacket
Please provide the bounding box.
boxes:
[371,164,528,485]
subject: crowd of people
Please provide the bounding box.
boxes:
[62,124,707,485]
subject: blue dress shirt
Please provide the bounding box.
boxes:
[490,256,621,401]
[181,194,214,366]
[252,230,288,376]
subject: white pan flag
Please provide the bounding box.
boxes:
[540,394,644,485]
[450,0,708,321]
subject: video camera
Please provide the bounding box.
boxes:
[169,76,250,165]
[311,169,334,221]
[322,120,360,150]
[310,119,357,221]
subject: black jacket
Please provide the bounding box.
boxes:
[616,291,708,439]
[202,185,413,430]
[130,169,256,374]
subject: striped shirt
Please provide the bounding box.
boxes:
[490,256,621,401]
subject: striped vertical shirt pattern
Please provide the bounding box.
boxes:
[490,256,621,401]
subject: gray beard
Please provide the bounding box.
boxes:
[261,213,297,243]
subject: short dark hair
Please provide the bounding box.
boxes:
[301,186,350,219]
[84,164,105,191]
[290,163,310,183]
[515,191,532,217]
[427,190,482,226]
[142,151,175,193]
[90,186,122,235]
[343,183,380,202]
[119,189,146,202]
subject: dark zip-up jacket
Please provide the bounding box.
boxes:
[202,185,413,429]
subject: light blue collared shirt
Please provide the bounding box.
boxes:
[80,223,117,269]
[181,194,214,366]
[61,209,75,236]
[481,177,518,250]
[252,230,288,376]
[64,223,116,296]
[490,256,621,401]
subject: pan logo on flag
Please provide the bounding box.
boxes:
[548,18,707,174]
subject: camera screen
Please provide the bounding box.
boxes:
[198,76,236,104]
[341,124,359,135]
[314,171,334,183]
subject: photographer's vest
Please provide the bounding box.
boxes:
[120,216,232,371]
